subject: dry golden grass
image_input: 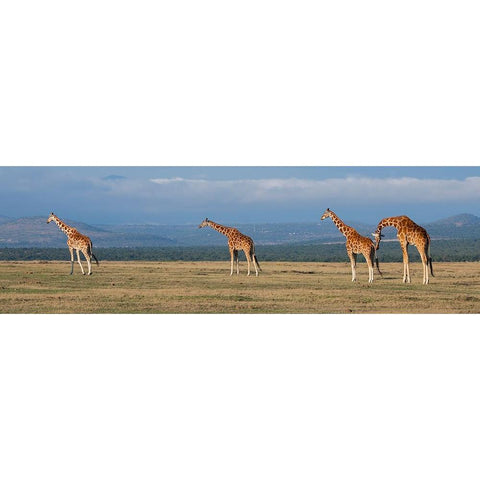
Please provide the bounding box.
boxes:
[0,260,479,314]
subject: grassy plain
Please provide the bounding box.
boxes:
[0,260,479,314]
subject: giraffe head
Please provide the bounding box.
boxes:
[47,212,56,224]
[198,218,210,228]
[320,208,332,221]
[372,232,384,250]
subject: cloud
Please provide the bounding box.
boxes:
[147,176,480,206]
[5,169,480,208]
[2,169,479,223]
[150,177,203,185]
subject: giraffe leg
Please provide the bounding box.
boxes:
[425,244,430,284]
[229,247,234,276]
[69,247,74,275]
[76,249,85,275]
[84,250,92,275]
[365,253,374,283]
[369,246,377,283]
[245,249,251,276]
[234,250,239,275]
[402,262,410,283]
[348,252,357,282]
[418,245,428,285]
[425,254,430,284]
[252,249,259,277]
[401,244,410,283]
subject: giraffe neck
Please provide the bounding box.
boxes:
[329,211,352,238]
[375,217,402,235]
[207,220,232,237]
[52,215,75,237]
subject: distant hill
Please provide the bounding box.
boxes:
[429,213,480,226]
[97,214,480,246]
[0,213,479,247]
[95,222,347,246]
[424,213,480,240]
[0,216,176,247]
[94,219,370,246]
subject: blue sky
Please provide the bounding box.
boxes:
[0,166,479,225]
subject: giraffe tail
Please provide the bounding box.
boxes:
[251,247,263,272]
[375,257,383,277]
[428,241,434,277]
[88,242,100,266]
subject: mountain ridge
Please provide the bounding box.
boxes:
[0,213,479,247]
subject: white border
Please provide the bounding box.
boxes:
[1,1,479,478]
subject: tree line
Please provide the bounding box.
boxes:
[0,239,479,262]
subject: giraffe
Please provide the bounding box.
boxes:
[372,215,433,284]
[47,212,99,275]
[198,218,262,276]
[321,208,382,283]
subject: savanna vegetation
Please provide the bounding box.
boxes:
[1,260,479,314]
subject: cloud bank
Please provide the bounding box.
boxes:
[148,176,480,205]
[1,169,479,223]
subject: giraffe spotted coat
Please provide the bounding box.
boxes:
[47,212,99,275]
[321,208,381,283]
[373,215,433,284]
[198,218,261,276]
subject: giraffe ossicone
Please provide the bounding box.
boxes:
[198,218,261,276]
[47,212,99,275]
[321,208,381,283]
